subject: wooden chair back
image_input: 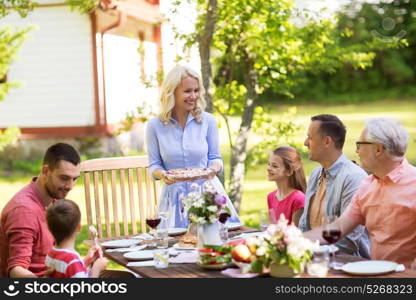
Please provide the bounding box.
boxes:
[80,155,159,239]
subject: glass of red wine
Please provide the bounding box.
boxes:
[146,213,161,248]
[322,215,343,269]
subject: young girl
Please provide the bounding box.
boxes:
[266,146,306,226]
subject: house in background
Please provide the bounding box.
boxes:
[0,0,164,159]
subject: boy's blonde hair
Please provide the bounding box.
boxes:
[159,65,206,125]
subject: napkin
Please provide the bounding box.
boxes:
[105,245,147,253]
[169,251,199,264]
[127,261,155,267]
[131,233,154,240]
[395,264,405,272]
[221,268,259,278]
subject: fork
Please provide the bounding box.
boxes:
[89,225,103,258]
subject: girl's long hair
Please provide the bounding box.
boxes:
[158,65,206,125]
[272,146,306,193]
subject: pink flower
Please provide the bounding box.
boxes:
[214,194,227,206]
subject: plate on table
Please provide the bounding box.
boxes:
[197,262,231,270]
[168,228,187,236]
[123,250,155,261]
[173,243,196,250]
[101,239,140,248]
[226,222,243,230]
[341,260,398,276]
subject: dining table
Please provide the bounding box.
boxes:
[99,227,416,278]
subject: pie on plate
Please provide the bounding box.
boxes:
[178,233,197,248]
[165,167,213,182]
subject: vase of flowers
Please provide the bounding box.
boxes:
[181,181,230,247]
[234,214,318,277]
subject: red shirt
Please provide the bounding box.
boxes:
[0,178,54,277]
[267,189,305,224]
[46,247,89,278]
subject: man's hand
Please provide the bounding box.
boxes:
[41,267,55,278]
[9,266,37,278]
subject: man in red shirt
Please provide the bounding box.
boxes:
[0,143,81,277]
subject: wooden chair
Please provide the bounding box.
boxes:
[80,155,159,239]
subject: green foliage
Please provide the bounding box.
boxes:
[76,137,103,159]
[0,25,34,101]
[247,106,303,167]
[289,0,413,102]
[0,0,36,18]
[214,81,247,117]
[10,158,42,174]
[0,126,20,152]
[65,0,98,14]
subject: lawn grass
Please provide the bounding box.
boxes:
[1,99,415,263]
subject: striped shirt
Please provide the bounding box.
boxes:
[45,247,90,278]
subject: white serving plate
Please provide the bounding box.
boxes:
[123,250,155,261]
[101,239,140,248]
[341,260,398,276]
[172,243,196,250]
[226,222,243,230]
[168,228,187,236]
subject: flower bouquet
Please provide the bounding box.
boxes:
[231,214,318,276]
[180,181,231,247]
[181,181,230,225]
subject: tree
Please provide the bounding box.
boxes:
[196,0,217,113]
[290,0,415,100]
[176,0,404,209]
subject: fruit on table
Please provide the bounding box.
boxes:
[231,244,252,263]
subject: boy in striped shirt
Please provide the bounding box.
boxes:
[45,199,108,278]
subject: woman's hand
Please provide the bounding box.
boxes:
[161,171,176,185]
[207,164,221,179]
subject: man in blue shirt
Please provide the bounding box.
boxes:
[299,114,370,258]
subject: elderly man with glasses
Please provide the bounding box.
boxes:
[305,118,416,266]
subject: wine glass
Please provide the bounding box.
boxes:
[218,211,231,242]
[322,215,343,269]
[259,210,269,231]
[146,212,161,248]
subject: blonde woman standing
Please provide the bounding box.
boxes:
[146,65,240,228]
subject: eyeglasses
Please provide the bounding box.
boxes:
[355,141,374,150]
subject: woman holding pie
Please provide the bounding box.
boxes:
[146,65,240,228]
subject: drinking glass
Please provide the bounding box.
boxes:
[146,212,161,248]
[259,210,269,231]
[307,248,329,277]
[153,248,169,269]
[322,215,343,269]
[157,209,170,248]
[218,211,231,242]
